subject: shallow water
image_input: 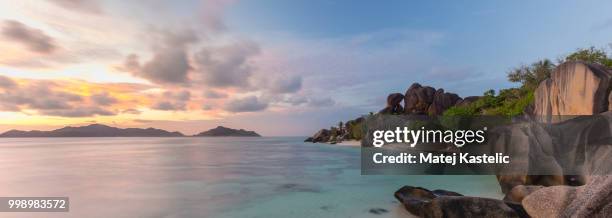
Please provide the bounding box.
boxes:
[0,137,502,217]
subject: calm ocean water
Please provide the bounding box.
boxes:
[0,137,502,218]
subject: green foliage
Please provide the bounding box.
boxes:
[507,47,612,93]
[507,59,556,91]
[565,47,612,67]
[329,127,338,139]
[442,88,534,118]
[487,90,534,116]
[348,121,364,140]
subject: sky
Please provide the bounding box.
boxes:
[0,0,611,136]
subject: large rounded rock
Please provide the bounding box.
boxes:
[488,122,566,193]
[428,88,462,115]
[405,83,436,114]
[522,185,576,218]
[521,113,612,217]
[425,196,525,218]
[394,186,527,218]
[404,83,461,115]
[534,61,612,123]
[379,93,404,114]
[563,176,612,217]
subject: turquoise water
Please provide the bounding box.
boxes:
[0,137,502,217]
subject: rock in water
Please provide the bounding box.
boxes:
[368,208,388,215]
[379,93,404,114]
[425,196,525,218]
[394,186,527,218]
[533,61,612,123]
[394,186,459,215]
[311,129,331,143]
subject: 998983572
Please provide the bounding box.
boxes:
[0,197,69,212]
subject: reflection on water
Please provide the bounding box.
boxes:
[0,137,502,218]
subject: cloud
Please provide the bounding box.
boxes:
[0,77,150,118]
[0,82,82,111]
[47,0,103,14]
[1,20,57,53]
[173,90,191,101]
[308,97,335,107]
[197,0,235,31]
[152,101,186,111]
[267,75,302,93]
[0,80,114,117]
[203,90,228,99]
[426,66,481,81]
[122,108,141,114]
[201,105,213,110]
[90,92,117,106]
[590,18,612,32]
[224,96,268,112]
[194,41,260,88]
[29,99,73,110]
[0,75,17,88]
[120,30,197,85]
[41,107,115,117]
[285,95,308,106]
[151,90,191,111]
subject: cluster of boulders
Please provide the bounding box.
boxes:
[380,83,471,116]
[395,111,612,217]
[393,61,612,217]
[306,83,475,143]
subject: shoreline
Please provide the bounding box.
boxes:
[323,140,361,146]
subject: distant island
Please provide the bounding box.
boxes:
[194,126,261,137]
[0,124,260,137]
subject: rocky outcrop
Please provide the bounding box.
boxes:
[311,129,331,143]
[519,111,612,217]
[391,111,611,217]
[307,83,464,143]
[428,89,461,115]
[404,83,436,114]
[379,93,404,114]
[489,122,567,193]
[404,83,462,115]
[305,116,364,144]
[534,61,612,123]
[394,186,527,218]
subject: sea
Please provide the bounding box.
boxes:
[0,137,502,218]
